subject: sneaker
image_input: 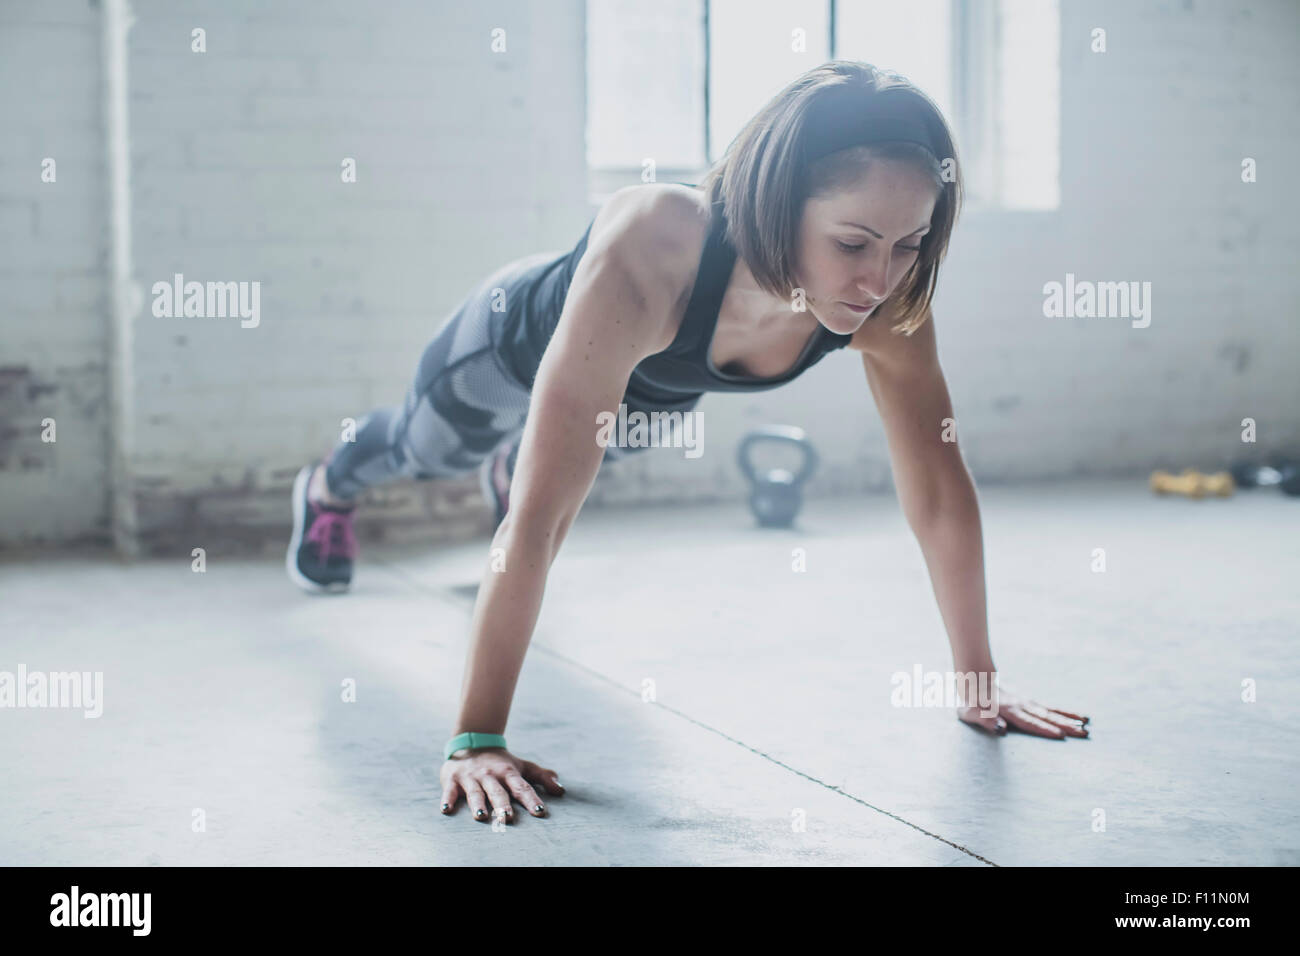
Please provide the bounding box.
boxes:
[478,439,520,531]
[286,463,358,593]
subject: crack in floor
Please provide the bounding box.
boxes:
[374,557,998,866]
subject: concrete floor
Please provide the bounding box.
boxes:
[2,479,1298,866]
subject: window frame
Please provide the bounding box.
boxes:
[586,0,1056,213]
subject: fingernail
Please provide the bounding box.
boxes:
[554,781,564,790]
[475,809,485,817]
[441,803,449,811]
[534,804,545,813]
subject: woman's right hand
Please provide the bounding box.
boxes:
[439,748,565,823]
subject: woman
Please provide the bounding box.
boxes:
[286,61,1090,824]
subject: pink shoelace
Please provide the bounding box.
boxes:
[306,503,358,563]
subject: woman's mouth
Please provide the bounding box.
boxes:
[841,301,878,315]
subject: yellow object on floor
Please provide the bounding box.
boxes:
[1149,468,1235,498]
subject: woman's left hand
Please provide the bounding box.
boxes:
[958,688,1089,739]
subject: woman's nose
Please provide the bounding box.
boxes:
[855,263,890,302]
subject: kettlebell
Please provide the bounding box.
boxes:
[736,425,819,528]
[1229,456,1300,497]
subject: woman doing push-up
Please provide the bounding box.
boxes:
[286,61,1090,824]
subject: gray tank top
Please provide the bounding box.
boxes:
[497,189,855,412]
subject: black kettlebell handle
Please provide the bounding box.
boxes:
[736,425,819,485]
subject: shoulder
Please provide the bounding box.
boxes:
[555,185,709,355]
[590,182,712,259]
[586,183,711,319]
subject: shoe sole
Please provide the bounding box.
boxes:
[286,463,350,595]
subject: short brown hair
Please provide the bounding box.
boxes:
[699,61,963,335]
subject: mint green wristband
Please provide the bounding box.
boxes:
[444,731,507,760]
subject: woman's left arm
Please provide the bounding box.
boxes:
[850,306,1089,740]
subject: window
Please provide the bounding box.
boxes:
[835,0,954,123]
[586,0,1059,210]
[585,0,707,188]
[706,0,830,163]
[994,0,1060,209]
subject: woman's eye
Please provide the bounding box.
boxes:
[838,240,922,254]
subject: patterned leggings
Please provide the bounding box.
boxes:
[323,253,646,500]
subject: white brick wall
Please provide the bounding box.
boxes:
[0,1,108,545]
[2,0,1298,550]
[123,0,590,549]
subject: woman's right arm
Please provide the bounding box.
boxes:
[438,186,705,823]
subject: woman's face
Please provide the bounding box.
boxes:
[792,159,939,334]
